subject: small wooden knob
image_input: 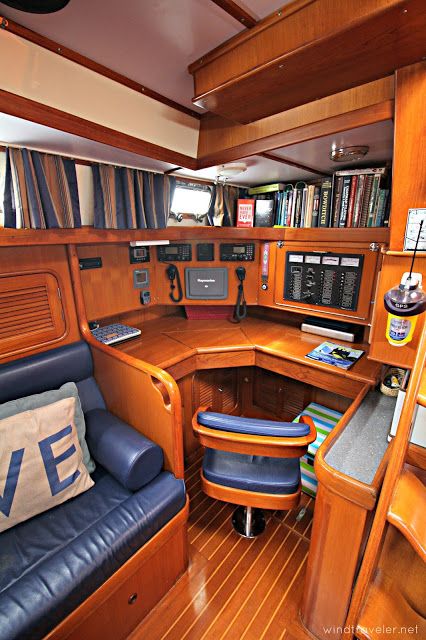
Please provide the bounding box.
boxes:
[128,593,138,605]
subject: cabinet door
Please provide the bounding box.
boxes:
[193,368,239,414]
[252,368,310,421]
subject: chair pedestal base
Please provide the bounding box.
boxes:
[232,506,266,538]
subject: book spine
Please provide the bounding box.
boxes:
[346,175,358,227]
[319,179,332,227]
[352,174,365,227]
[367,175,380,227]
[338,176,352,227]
[288,191,295,226]
[375,188,388,227]
[305,185,314,228]
[294,188,303,227]
[300,187,308,227]
[359,175,373,227]
[331,176,343,227]
[311,186,320,227]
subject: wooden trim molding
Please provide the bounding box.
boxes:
[0,89,198,170]
[196,100,394,169]
[210,0,257,28]
[0,16,201,120]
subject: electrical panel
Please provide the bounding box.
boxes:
[157,244,192,261]
[284,251,364,311]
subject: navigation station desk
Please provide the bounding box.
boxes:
[109,312,388,640]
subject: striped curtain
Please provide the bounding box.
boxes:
[207,184,247,226]
[92,164,176,229]
[3,148,81,229]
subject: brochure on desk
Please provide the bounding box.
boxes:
[306,341,364,370]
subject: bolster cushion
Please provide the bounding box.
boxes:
[85,409,163,490]
[197,411,311,437]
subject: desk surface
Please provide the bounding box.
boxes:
[115,314,381,386]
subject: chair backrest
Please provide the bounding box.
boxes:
[0,342,105,414]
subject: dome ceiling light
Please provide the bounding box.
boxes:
[0,0,70,13]
[330,145,369,162]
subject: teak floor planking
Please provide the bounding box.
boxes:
[129,450,314,640]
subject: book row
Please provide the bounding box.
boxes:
[236,167,390,228]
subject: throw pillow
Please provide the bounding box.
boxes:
[0,382,95,473]
[0,397,94,532]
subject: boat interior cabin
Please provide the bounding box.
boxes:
[0,1,425,639]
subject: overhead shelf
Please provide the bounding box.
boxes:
[0,226,390,246]
[189,0,426,124]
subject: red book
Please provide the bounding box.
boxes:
[236,199,255,227]
[346,175,358,227]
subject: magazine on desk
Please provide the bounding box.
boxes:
[306,341,365,370]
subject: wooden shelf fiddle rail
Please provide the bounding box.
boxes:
[0,226,390,246]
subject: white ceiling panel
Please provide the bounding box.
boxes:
[270,120,394,173]
[176,155,318,186]
[240,0,295,20]
[0,113,176,173]
[0,0,242,112]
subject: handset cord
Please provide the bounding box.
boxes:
[232,266,247,322]
[166,264,183,303]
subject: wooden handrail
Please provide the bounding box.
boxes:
[387,469,426,562]
[343,324,426,638]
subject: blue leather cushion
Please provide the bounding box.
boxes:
[0,342,105,414]
[0,467,186,640]
[197,411,310,437]
[85,409,164,490]
[203,448,301,495]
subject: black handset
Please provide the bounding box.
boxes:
[166,264,183,303]
[233,266,247,322]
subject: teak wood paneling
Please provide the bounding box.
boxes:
[389,61,426,251]
[77,244,157,321]
[189,0,425,124]
[369,254,426,369]
[273,243,380,325]
[0,245,80,362]
[153,239,260,306]
[356,525,426,640]
[0,225,391,247]
[44,500,189,640]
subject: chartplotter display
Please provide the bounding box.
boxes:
[284,252,364,311]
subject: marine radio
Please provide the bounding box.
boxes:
[220,243,255,261]
[157,244,192,261]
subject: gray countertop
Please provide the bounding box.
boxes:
[324,391,396,485]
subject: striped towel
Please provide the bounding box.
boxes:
[294,402,343,497]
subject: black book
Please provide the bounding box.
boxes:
[331,176,343,227]
[318,178,332,227]
[338,176,352,227]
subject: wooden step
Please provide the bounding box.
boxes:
[387,469,426,562]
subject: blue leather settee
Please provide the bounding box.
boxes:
[0,342,187,640]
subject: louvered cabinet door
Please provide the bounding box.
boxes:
[193,368,239,414]
[0,273,66,357]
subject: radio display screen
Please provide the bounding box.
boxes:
[233,246,245,254]
[166,247,179,255]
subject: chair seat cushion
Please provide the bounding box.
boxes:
[197,411,310,437]
[203,448,301,495]
[0,467,186,640]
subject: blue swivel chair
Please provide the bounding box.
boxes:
[192,407,316,537]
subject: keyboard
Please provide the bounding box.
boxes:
[91,323,141,346]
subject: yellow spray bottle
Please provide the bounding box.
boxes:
[384,220,425,347]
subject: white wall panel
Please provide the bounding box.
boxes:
[0,31,199,159]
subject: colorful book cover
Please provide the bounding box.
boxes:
[306,341,364,370]
[311,186,320,227]
[236,199,255,228]
[338,176,352,227]
[346,175,358,227]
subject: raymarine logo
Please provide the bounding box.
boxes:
[197,279,216,283]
